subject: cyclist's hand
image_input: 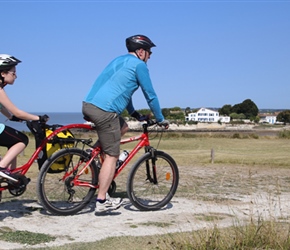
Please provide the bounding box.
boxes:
[139,114,151,121]
[10,115,23,122]
[38,114,49,123]
[131,111,150,122]
[158,119,170,129]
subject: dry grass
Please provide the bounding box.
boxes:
[2,130,290,200]
[2,130,290,249]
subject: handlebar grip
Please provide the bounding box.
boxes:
[146,119,157,127]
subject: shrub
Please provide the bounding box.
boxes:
[278,130,290,139]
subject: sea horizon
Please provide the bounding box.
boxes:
[0,112,85,132]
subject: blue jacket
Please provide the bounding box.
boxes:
[84,54,164,122]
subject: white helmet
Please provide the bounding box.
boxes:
[0,54,21,71]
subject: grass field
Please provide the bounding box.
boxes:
[1,130,290,249]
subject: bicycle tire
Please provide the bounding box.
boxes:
[37,148,98,216]
[127,151,179,211]
[108,180,117,196]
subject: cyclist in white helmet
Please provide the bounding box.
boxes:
[0,54,48,183]
[83,35,169,213]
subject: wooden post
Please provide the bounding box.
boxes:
[211,148,215,164]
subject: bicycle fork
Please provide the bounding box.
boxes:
[145,147,158,185]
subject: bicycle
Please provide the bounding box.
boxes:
[0,120,96,202]
[37,119,179,216]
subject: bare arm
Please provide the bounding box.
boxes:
[0,105,13,119]
[0,88,39,121]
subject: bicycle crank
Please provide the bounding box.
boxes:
[8,174,31,196]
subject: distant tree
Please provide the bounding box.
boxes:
[277,110,290,124]
[167,107,184,121]
[171,106,182,111]
[239,99,259,118]
[185,107,191,115]
[219,104,232,116]
[230,113,246,120]
[137,109,151,115]
[231,99,258,119]
[122,108,152,120]
[253,116,260,123]
[161,108,171,118]
[170,112,185,120]
[121,109,129,117]
[231,103,241,114]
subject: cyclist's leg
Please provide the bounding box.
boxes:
[91,116,128,149]
[119,116,129,136]
[0,126,28,170]
[82,102,121,205]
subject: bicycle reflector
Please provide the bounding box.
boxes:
[166,172,171,181]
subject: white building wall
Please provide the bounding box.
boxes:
[259,116,277,124]
[186,108,230,123]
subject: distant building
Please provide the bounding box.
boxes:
[259,114,277,124]
[186,108,230,123]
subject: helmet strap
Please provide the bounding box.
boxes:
[134,51,140,59]
[0,75,4,88]
[134,50,146,63]
[0,73,8,88]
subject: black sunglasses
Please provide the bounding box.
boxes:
[145,49,152,55]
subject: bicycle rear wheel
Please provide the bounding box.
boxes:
[37,148,98,216]
[127,151,179,211]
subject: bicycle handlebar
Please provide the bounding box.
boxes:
[142,119,169,130]
[146,119,156,127]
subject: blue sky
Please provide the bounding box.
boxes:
[1,0,290,112]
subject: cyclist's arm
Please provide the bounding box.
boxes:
[135,63,164,122]
[126,98,135,115]
[0,104,12,119]
[0,88,39,121]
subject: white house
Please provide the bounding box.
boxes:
[259,115,277,124]
[186,108,230,123]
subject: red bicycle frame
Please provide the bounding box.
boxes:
[65,122,154,189]
[116,131,150,176]
[0,123,95,192]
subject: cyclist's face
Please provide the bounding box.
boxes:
[140,49,151,63]
[1,66,17,85]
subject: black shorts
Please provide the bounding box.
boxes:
[0,125,29,148]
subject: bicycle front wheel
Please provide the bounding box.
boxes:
[37,148,98,216]
[127,151,179,211]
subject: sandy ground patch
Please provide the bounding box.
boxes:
[1,164,290,249]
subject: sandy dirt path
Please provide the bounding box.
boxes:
[1,164,290,249]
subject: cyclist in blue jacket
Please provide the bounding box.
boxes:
[83,34,169,213]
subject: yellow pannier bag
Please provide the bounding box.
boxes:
[45,129,74,173]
